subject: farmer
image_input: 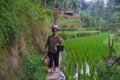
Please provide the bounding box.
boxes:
[43,24,62,72]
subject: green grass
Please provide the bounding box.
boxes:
[49,28,99,40]
[62,32,109,79]
[57,15,81,26]
[14,53,48,80]
[49,28,99,34]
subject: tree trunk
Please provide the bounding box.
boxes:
[61,0,65,11]
[53,6,59,24]
[54,0,57,8]
[41,0,46,7]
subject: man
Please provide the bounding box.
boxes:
[43,24,62,72]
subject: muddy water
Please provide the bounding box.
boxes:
[59,62,90,80]
[59,70,66,80]
[74,62,90,79]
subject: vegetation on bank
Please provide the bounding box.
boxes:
[0,0,51,79]
[14,53,48,80]
[57,15,81,28]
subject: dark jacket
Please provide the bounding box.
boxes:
[47,35,61,53]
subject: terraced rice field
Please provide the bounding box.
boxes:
[63,33,109,79]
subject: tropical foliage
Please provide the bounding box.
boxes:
[0,0,52,79]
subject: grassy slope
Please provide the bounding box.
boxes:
[0,0,51,79]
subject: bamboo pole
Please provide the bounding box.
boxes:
[108,35,112,55]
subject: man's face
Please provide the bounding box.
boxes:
[52,28,57,34]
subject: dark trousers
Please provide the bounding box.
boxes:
[48,51,59,68]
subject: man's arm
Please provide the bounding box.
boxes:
[43,43,48,53]
[43,36,50,52]
[58,36,63,44]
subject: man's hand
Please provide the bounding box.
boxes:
[42,49,47,54]
[59,37,63,44]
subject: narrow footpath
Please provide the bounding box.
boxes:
[46,53,61,80]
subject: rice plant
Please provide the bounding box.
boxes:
[63,33,109,79]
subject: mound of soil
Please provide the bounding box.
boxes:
[104,55,120,66]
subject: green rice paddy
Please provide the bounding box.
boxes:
[63,33,109,79]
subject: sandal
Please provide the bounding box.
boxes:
[48,68,53,73]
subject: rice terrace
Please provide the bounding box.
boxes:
[61,28,120,80]
[1,0,120,80]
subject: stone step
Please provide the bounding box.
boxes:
[47,68,60,80]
